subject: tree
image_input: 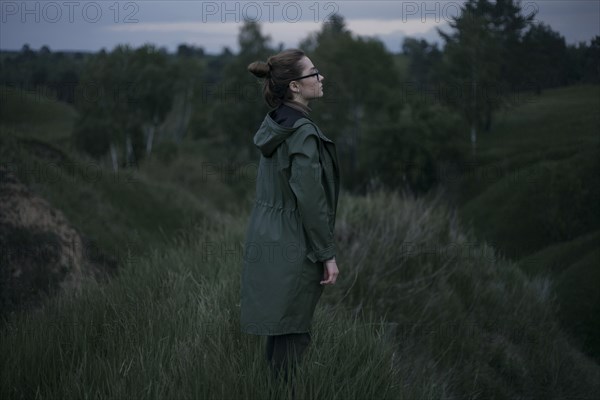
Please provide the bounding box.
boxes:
[203,20,274,161]
[363,100,467,194]
[583,36,600,84]
[170,52,204,144]
[299,14,400,189]
[437,0,536,154]
[56,69,79,104]
[521,22,568,93]
[79,45,136,171]
[73,45,178,170]
[401,37,442,89]
[130,45,178,156]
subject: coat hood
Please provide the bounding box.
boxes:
[253,113,311,157]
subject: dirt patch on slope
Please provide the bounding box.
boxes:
[0,164,116,318]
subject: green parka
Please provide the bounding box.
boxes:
[240,113,340,336]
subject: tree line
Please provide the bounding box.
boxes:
[1,0,598,192]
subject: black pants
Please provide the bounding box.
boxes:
[265,332,311,384]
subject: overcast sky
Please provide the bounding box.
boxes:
[1,1,598,54]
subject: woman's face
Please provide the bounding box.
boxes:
[289,56,324,104]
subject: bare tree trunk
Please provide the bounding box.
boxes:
[471,62,478,156]
[110,142,118,173]
[176,85,194,143]
[146,124,155,155]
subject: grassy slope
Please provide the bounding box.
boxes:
[2,190,599,399]
[0,86,77,143]
[518,230,600,360]
[0,87,236,278]
[1,86,600,398]
[458,84,600,361]
[460,84,599,257]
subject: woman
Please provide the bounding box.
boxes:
[240,49,341,384]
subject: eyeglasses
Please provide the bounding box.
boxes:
[290,69,321,82]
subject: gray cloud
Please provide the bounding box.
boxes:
[0,1,598,53]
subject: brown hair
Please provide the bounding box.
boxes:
[247,49,305,108]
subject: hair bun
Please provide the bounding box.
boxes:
[247,61,270,79]
[247,49,305,108]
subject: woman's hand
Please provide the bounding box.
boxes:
[320,257,339,285]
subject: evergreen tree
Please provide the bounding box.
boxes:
[437,0,535,154]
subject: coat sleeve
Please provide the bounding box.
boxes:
[288,133,336,263]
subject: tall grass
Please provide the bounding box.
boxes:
[0,211,401,399]
[2,190,599,399]
[326,189,600,399]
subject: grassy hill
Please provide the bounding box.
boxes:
[2,190,599,399]
[1,85,599,398]
[456,84,600,361]
[0,86,244,317]
[459,84,599,257]
[0,86,249,251]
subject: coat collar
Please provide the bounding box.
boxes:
[282,100,312,117]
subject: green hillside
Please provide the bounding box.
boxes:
[457,84,600,360]
[1,85,599,398]
[0,86,77,142]
[0,87,246,255]
[460,84,599,257]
